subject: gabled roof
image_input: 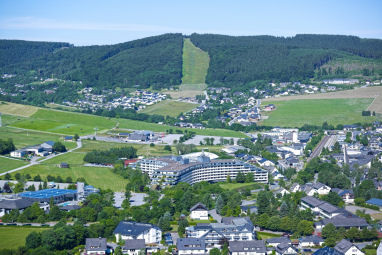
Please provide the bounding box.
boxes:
[334,239,355,254]
[190,202,208,212]
[318,202,340,214]
[276,242,297,254]
[177,238,206,250]
[313,246,342,255]
[85,238,107,251]
[266,237,291,244]
[300,235,324,243]
[114,221,160,236]
[124,239,146,250]
[318,214,368,228]
[229,240,266,253]
[301,196,324,207]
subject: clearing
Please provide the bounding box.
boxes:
[0,226,46,249]
[140,100,197,117]
[0,156,28,173]
[182,38,210,84]
[165,83,207,99]
[262,98,376,127]
[0,101,39,117]
[219,182,263,191]
[256,231,282,240]
[18,151,129,191]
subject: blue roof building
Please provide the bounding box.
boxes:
[366,198,382,207]
[20,189,77,203]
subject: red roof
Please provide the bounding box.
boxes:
[124,159,138,166]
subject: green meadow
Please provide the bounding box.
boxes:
[0,157,28,173]
[0,226,46,249]
[182,38,210,84]
[140,100,196,117]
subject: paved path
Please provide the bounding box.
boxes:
[0,139,82,176]
[209,209,222,223]
[308,135,329,161]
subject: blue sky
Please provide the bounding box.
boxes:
[1,0,381,45]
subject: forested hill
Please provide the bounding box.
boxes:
[0,33,183,89]
[1,33,382,90]
[189,34,382,87]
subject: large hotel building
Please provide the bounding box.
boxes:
[137,154,268,186]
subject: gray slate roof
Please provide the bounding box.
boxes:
[190,202,208,212]
[124,239,146,250]
[0,198,34,210]
[229,240,266,253]
[300,235,324,244]
[318,215,368,228]
[266,237,291,244]
[301,196,324,207]
[85,238,107,251]
[276,242,297,254]
[114,221,160,237]
[177,238,206,250]
[334,239,355,254]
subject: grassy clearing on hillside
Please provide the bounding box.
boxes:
[262,98,376,127]
[182,38,210,84]
[140,100,196,117]
[219,182,263,191]
[0,226,46,249]
[0,101,38,117]
[0,126,76,150]
[256,232,282,240]
[18,152,128,191]
[10,108,246,138]
[0,157,28,173]
[165,83,207,99]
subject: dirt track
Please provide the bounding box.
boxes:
[263,86,382,114]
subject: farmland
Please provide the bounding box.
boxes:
[262,98,376,127]
[0,226,46,249]
[0,157,28,173]
[0,101,38,117]
[182,38,210,84]
[17,151,129,191]
[8,106,246,138]
[140,100,196,117]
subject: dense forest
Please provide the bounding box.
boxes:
[189,34,382,87]
[0,33,183,89]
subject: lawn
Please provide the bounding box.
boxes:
[182,38,210,84]
[219,182,263,191]
[0,156,28,173]
[17,151,129,191]
[10,108,246,138]
[262,98,376,127]
[256,231,282,240]
[0,101,38,117]
[140,100,197,117]
[0,226,46,249]
[0,126,76,150]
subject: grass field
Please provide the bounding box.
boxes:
[18,151,129,191]
[0,126,76,150]
[165,83,207,99]
[9,107,246,138]
[0,101,38,117]
[0,156,28,173]
[219,182,263,191]
[182,38,210,84]
[140,100,197,117]
[0,226,46,249]
[262,98,376,127]
[256,231,282,240]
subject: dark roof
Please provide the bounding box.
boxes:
[43,141,55,146]
[334,239,355,254]
[266,237,291,244]
[0,198,34,210]
[229,240,266,253]
[313,246,342,255]
[366,198,382,207]
[190,202,208,212]
[177,238,206,251]
[59,205,81,211]
[276,242,297,254]
[124,239,146,250]
[300,235,324,243]
[114,221,160,236]
[318,202,340,214]
[318,215,368,228]
[301,196,324,207]
[85,238,107,251]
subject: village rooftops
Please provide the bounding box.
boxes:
[0,197,34,210]
[177,238,206,250]
[229,240,266,253]
[124,239,146,250]
[85,238,107,252]
[113,221,160,237]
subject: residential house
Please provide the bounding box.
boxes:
[177,238,207,255]
[114,221,162,244]
[300,196,342,218]
[290,183,300,193]
[85,238,108,255]
[299,236,324,247]
[190,203,209,221]
[275,242,298,255]
[122,239,146,255]
[315,214,368,231]
[334,239,364,255]
[265,237,291,247]
[331,189,354,204]
[228,240,267,255]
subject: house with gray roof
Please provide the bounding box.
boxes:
[229,240,266,255]
[85,238,107,255]
[122,239,146,255]
[265,237,291,247]
[114,221,162,244]
[315,214,368,230]
[300,196,342,219]
[275,242,298,255]
[177,238,207,255]
[299,235,324,247]
[334,239,364,255]
[0,197,34,217]
[190,202,208,220]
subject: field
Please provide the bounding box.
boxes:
[0,156,28,173]
[140,100,197,117]
[165,83,207,99]
[182,38,210,84]
[0,226,46,249]
[8,107,246,138]
[262,98,376,127]
[219,182,263,191]
[256,231,282,240]
[0,101,38,117]
[17,151,129,191]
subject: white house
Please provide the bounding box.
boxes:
[190,203,209,221]
[229,240,267,255]
[85,238,107,255]
[177,238,207,255]
[299,235,324,247]
[114,221,162,244]
[334,239,364,255]
[122,239,146,255]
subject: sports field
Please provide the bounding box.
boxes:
[140,100,196,117]
[0,156,28,173]
[0,101,38,117]
[0,226,46,249]
[9,107,246,138]
[262,98,376,127]
[18,151,129,191]
[182,38,210,84]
